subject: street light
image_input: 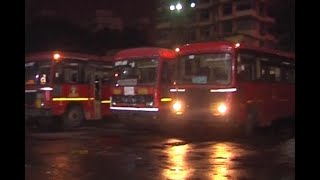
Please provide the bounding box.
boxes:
[190,2,195,8]
[170,5,175,11]
[176,3,182,11]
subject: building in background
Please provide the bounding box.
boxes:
[87,9,124,32]
[155,0,277,48]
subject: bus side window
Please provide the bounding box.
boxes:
[71,73,78,82]
[265,54,281,82]
[84,63,95,83]
[237,52,256,81]
[268,66,281,82]
[258,56,268,81]
[85,69,92,83]
[161,62,172,83]
[288,68,295,83]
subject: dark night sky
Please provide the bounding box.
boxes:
[26,0,156,24]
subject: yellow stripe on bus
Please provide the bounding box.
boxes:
[160,97,172,102]
[101,100,111,104]
[52,98,94,101]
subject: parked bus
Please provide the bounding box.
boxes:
[110,47,177,127]
[168,41,295,135]
[25,51,113,129]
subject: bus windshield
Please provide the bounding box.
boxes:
[25,61,52,85]
[176,53,232,85]
[113,58,158,86]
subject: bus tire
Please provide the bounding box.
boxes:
[62,105,84,130]
[244,110,257,137]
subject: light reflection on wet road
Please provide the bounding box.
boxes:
[25,125,295,180]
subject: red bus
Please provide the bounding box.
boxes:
[110,47,177,126]
[168,41,295,135]
[25,51,114,129]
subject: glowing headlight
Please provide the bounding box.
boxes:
[172,101,182,112]
[217,103,227,114]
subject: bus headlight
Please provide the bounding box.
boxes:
[217,103,227,114]
[172,101,182,112]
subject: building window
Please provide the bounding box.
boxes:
[187,12,197,22]
[237,18,254,31]
[259,3,265,16]
[222,21,232,34]
[222,3,232,16]
[236,0,253,11]
[200,10,210,21]
[199,0,210,4]
[187,29,196,41]
[157,15,169,23]
[159,30,169,40]
[200,26,211,39]
[260,22,267,35]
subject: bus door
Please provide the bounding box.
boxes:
[85,63,102,120]
[92,73,102,119]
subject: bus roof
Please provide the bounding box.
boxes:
[177,41,295,60]
[114,47,176,60]
[25,51,112,62]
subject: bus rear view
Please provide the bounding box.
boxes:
[110,47,177,128]
[25,52,114,130]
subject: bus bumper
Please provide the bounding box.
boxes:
[110,107,161,124]
[167,111,235,127]
[111,110,159,119]
[25,107,53,119]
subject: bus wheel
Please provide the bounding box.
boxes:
[244,110,257,137]
[62,105,84,130]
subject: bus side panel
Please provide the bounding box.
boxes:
[101,84,111,117]
[273,83,295,121]
[51,84,93,119]
[237,82,273,126]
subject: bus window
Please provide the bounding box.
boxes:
[177,53,231,85]
[268,66,281,82]
[54,61,83,83]
[85,62,113,84]
[237,52,256,81]
[114,58,158,86]
[25,61,51,85]
[288,68,295,83]
[64,63,80,83]
[258,56,270,81]
[161,61,175,84]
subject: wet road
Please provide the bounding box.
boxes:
[25,122,295,180]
